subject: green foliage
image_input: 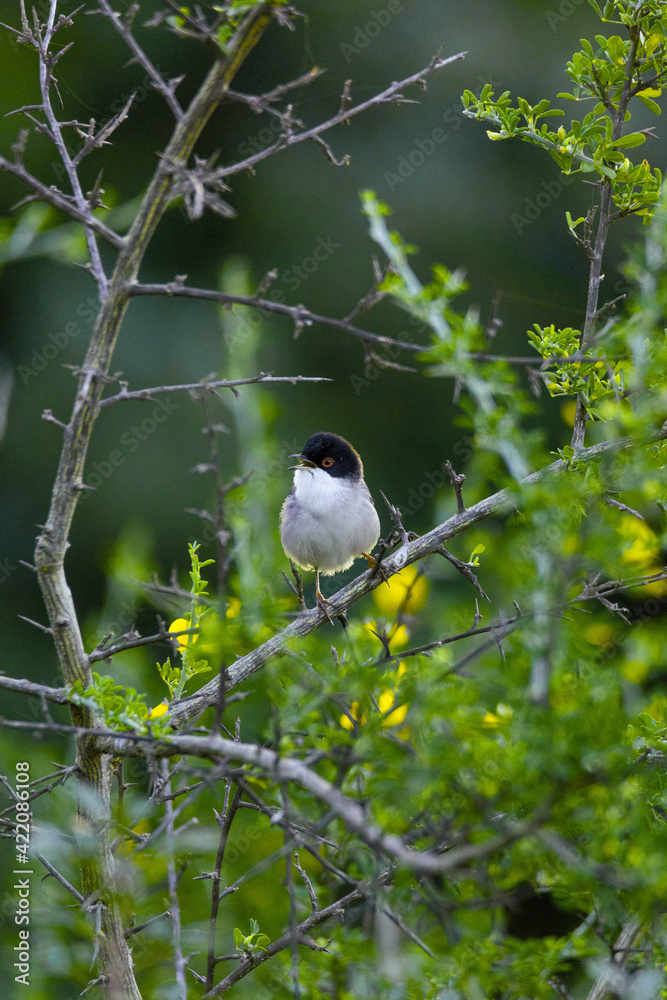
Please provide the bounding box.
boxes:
[462,1,667,223]
[68,672,170,737]
[233,918,270,955]
[362,190,540,483]
[157,541,214,700]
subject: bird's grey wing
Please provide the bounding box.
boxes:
[363,481,377,506]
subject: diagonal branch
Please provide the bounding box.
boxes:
[28,723,548,881]
[37,0,108,292]
[166,426,666,726]
[95,0,184,119]
[214,50,467,179]
[202,878,388,996]
[98,373,331,407]
[128,282,426,353]
[0,155,124,247]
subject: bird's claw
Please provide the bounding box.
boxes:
[316,591,335,625]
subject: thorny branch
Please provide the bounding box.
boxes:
[99,372,330,407]
[165,426,667,726]
[3,2,666,996]
[210,50,468,180]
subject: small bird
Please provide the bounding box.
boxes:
[280,432,381,617]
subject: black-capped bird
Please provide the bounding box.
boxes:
[280,432,381,617]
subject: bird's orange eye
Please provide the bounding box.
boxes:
[322,457,334,468]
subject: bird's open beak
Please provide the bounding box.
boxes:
[288,453,317,471]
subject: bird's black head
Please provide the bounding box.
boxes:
[297,432,363,479]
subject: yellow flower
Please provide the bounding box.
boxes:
[373,565,429,616]
[339,663,409,733]
[148,700,169,719]
[561,400,577,427]
[340,702,365,730]
[169,617,198,651]
[618,515,660,567]
[482,703,513,728]
[622,660,649,684]
[585,622,616,648]
[363,620,410,650]
[615,515,667,596]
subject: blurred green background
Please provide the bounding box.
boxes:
[2,1,667,994]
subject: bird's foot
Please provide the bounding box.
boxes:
[315,589,348,627]
[315,589,335,625]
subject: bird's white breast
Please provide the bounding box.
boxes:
[280,467,380,574]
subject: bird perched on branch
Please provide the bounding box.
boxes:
[280,432,381,619]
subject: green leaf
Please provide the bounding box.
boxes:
[638,94,661,115]
[608,133,646,149]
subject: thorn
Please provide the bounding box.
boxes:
[445,460,466,513]
[41,409,67,429]
[18,615,53,635]
[380,490,409,546]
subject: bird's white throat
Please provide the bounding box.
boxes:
[291,466,354,512]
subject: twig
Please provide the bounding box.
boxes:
[17,614,53,635]
[445,460,466,513]
[36,853,84,903]
[293,851,319,912]
[585,916,643,1000]
[203,881,380,996]
[160,760,187,1000]
[380,491,410,546]
[280,782,301,999]
[0,155,123,247]
[125,910,171,939]
[164,428,667,724]
[96,0,184,119]
[36,1,108,294]
[128,282,427,354]
[435,546,489,601]
[601,495,645,520]
[206,783,243,992]
[211,51,467,181]
[99,373,330,407]
[88,624,200,663]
